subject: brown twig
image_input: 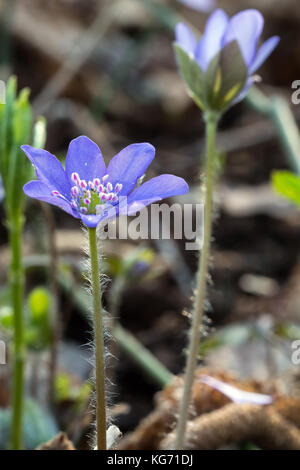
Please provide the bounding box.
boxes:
[37,432,75,450]
[160,403,300,450]
[118,369,300,450]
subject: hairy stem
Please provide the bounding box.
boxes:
[174,112,219,449]
[9,214,25,450]
[88,227,107,450]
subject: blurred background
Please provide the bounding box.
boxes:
[1,0,300,450]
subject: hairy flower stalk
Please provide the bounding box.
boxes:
[173,8,279,450]
[88,227,107,450]
[175,111,218,449]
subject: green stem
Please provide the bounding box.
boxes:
[174,112,218,450]
[88,227,107,450]
[9,214,25,450]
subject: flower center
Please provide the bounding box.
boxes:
[52,173,122,215]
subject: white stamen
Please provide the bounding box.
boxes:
[69,171,119,216]
[71,186,79,197]
[115,183,122,193]
[71,172,80,185]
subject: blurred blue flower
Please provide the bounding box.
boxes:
[175,9,280,104]
[178,0,215,13]
[22,136,189,228]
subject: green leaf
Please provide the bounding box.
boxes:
[0,76,17,202]
[174,43,206,110]
[9,87,32,213]
[272,170,300,207]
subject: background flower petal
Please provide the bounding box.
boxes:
[200,375,274,405]
[23,180,78,217]
[175,23,197,55]
[65,136,106,184]
[21,145,70,199]
[106,143,155,195]
[0,175,4,202]
[223,9,264,66]
[125,174,189,215]
[249,36,280,74]
[195,9,229,71]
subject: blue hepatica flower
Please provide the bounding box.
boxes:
[175,9,280,108]
[22,136,189,228]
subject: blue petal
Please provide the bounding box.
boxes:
[249,36,280,74]
[223,9,264,66]
[195,9,229,71]
[23,180,78,217]
[124,174,189,216]
[21,145,70,199]
[65,136,106,184]
[106,143,155,196]
[175,23,197,55]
